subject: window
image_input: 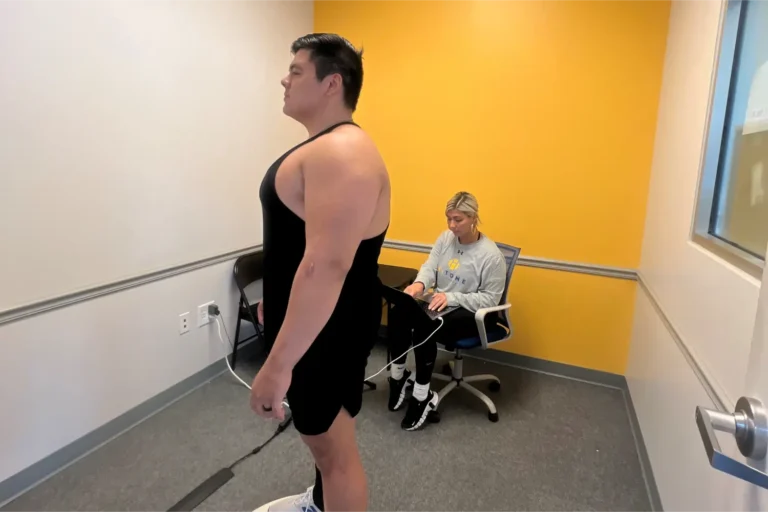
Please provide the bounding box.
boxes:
[695,0,767,277]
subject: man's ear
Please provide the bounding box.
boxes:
[325,73,343,97]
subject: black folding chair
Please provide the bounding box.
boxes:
[232,250,267,369]
[232,249,378,393]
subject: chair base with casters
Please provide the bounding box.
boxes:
[429,350,502,423]
[428,296,515,424]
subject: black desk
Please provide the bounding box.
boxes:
[361,264,417,390]
[379,264,418,291]
[379,263,418,324]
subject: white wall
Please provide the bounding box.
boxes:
[0,0,312,493]
[0,0,309,312]
[635,0,760,407]
[629,289,757,510]
[627,0,762,509]
[0,261,245,486]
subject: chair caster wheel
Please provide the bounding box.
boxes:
[488,412,499,422]
[442,364,452,376]
[428,410,441,423]
[488,381,501,392]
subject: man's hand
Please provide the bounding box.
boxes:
[257,301,264,325]
[429,292,448,311]
[404,282,425,297]
[250,360,290,421]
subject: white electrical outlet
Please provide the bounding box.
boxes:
[179,312,190,335]
[198,301,215,327]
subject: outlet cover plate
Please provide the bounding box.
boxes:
[198,301,215,327]
[179,312,190,335]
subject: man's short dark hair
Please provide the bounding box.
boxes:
[291,33,364,111]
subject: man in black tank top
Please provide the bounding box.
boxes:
[251,34,390,512]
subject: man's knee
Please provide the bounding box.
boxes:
[302,410,357,472]
[309,443,342,474]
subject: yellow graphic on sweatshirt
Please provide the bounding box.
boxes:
[448,258,460,271]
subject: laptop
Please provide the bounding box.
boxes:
[381,285,459,323]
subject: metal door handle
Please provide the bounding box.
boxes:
[696,396,768,489]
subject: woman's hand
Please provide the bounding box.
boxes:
[404,282,425,297]
[429,292,449,311]
[257,301,264,325]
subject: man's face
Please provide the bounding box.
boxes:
[281,49,327,119]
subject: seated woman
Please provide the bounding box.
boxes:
[388,191,507,431]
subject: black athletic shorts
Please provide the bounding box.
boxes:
[285,306,380,436]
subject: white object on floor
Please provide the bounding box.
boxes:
[252,486,319,512]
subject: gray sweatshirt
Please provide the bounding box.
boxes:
[414,230,507,313]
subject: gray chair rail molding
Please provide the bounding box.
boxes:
[0,237,729,416]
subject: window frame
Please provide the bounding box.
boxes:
[692,0,764,279]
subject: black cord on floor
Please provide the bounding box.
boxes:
[228,415,293,470]
[167,415,293,512]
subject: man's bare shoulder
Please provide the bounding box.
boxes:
[305,126,386,176]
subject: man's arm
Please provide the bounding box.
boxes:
[266,138,381,372]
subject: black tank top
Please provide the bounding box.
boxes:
[259,121,387,346]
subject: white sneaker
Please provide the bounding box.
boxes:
[253,486,320,512]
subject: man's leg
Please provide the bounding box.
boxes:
[302,408,366,512]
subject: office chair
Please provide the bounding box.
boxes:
[232,250,267,369]
[430,243,520,423]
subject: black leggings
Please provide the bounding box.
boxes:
[388,306,499,385]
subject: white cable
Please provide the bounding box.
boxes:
[215,316,253,390]
[214,314,290,410]
[215,307,445,392]
[364,316,444,381]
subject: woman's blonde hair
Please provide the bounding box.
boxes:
[446,191,480,225]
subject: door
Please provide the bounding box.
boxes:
[696,243,768,506]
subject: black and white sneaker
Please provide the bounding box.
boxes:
[401,391,438,431]
[388,370,414,411]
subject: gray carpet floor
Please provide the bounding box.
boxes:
[2,346,652,511]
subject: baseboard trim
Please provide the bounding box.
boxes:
[0,331,263,509]
[622,385,664,512]
[457,347,663,511]
[460,347,627,389]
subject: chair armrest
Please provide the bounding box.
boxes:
[474,304,511,349]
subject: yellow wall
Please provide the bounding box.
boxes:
[316,1,670,374]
